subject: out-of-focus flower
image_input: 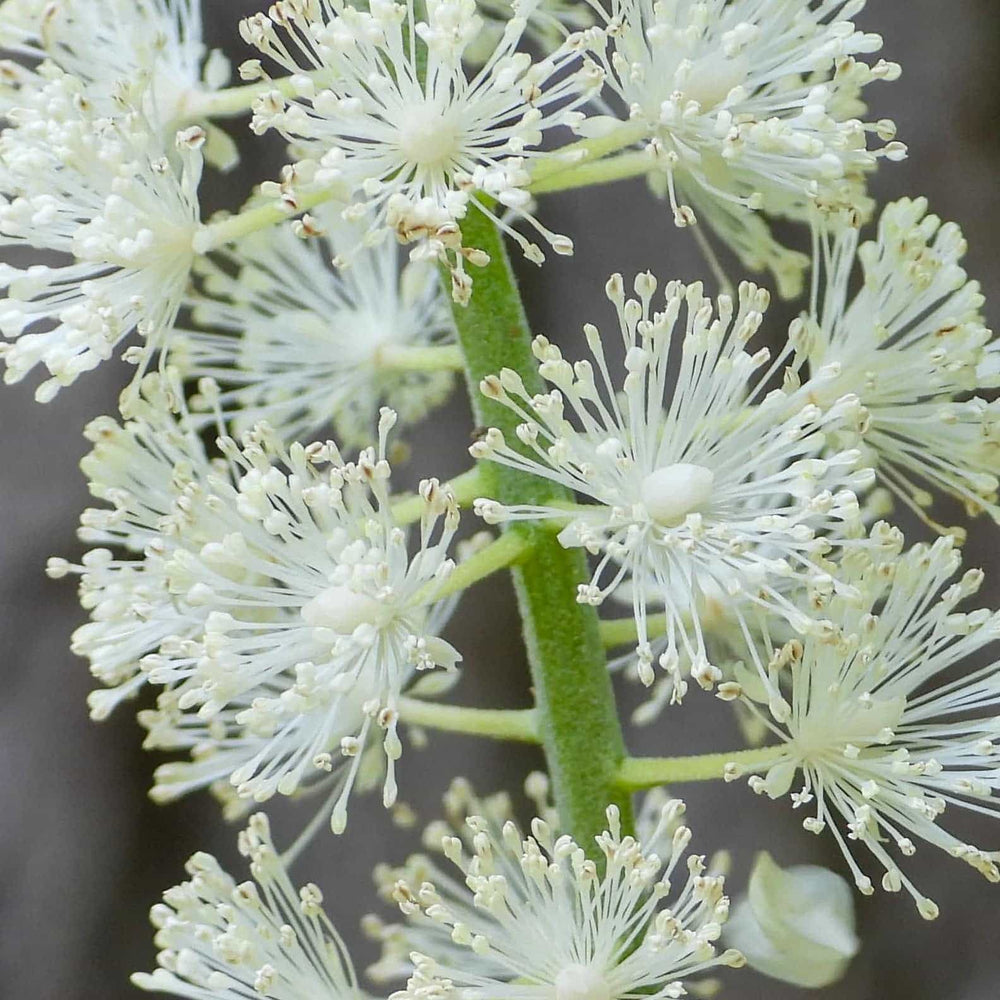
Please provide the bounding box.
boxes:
[178,204,456,445]
[725,852,859,988]
[584,0,904,297]
[0,75,203,400]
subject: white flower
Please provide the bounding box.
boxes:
[178,204,456,445]
[471,0,595,64]
[375,781,744,1000]
[132,812,363,1000]
[140,408,463,832]
[46,373,219,721]
[735,529,1000,918]
[471,272,873,699]
[238,0,602,302]
[585,0,904,297]
[793,196,1000,534]
[0,0,233,149]
[724,852,859,989]
[0,74,203,400]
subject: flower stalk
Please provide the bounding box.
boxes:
[616,747,787,790]
[444,206,634,851]
[391,467,487,525]
[419,531,533,604]
[396,698,540,743]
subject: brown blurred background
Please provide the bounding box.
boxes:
[1,3,998,998]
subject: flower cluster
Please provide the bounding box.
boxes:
[733,529,1000,917]
[0,0,230,133]
[46,373,218,721]
[0,73,203,400]
[473,272,873,699]
[584,0,904,297]
[793,196,1000,534]
[373,778,743,1000]
[54,383,463,832]
[178,203,456,445]
[132,813,362,1000]
[238,0,603,301]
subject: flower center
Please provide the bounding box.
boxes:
[640,462,715,526]
[396,103,461,167]
[300,585,383,634]
[681,53,749,111]
[794,694,907,760]
[554,964,612,1000]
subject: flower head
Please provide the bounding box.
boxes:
[587,0,904,297]
[238,0,601,301]
[473,0,595,64]
[793,196,1000,534]
[373,778,743,1000]
[0,0,231,140]
[472,272,873,698]
[178,203,455,445]
[46,372,219,721]
[132,812,362,1000]
[139,407,462,832]
[724,852,858,989]
[735,529,1000,917]
[0,74,203,400]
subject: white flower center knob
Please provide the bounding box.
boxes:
[397,104,460,167]
[554,964,612,1000]
[640,462,715,525]
[300,585,382,634]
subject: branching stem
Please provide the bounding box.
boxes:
[616,746,786,790]
[396,698,540,743]
[391,467,487,525]
[446,207,634,852]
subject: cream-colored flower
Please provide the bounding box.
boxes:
[473,272,873,699]
[734,529,1000,917]
[725,852,858,988]
[238,0,602,301]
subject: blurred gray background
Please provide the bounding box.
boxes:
[1,3,998,998]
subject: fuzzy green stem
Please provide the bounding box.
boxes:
[193,185,345,253]
[420,531,532,604]
[397,698,540,743]
[615,746,786,790]
[391,467,487,525]
[598,613,669,649]
[527,121,648,186]
[529,150,655,196]
[446,207,633,852]
[377,343,465,372]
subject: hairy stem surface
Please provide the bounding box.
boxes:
[616,746,786,789]
[445,208,633,851]
[397,699,540,743]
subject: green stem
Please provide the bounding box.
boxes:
[421,531,532,604]
[377,343,465,372]
[598,613,669,649]
[616,746,786,790]
[397,698,540,743]
[391,467,487,525]
[527,121,648,186]
[446,207,634,852]
[529,150,655,196]
[193,185,345,253]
